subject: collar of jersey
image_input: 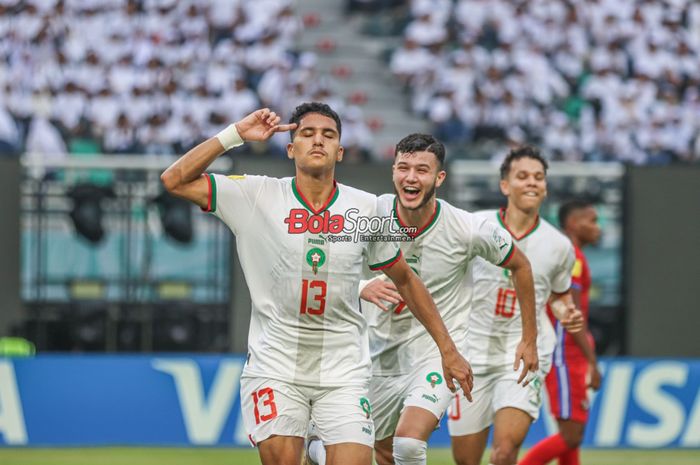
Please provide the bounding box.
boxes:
[292,178,339,214]
[497,207,540,241]
[393,196,441,239]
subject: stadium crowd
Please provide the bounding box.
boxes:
[2,0,698,164]
[391,0,700,164]
[0,0,376,160]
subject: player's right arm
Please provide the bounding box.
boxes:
[382,257,474,399]
[161,108,296,207]
[502,246,539,385]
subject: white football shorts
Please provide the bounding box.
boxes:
[240,376,374,447]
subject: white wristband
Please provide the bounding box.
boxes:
[215,123,244,150]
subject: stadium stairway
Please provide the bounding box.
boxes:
[295,0,429,159]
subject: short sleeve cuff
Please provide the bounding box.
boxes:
[369,249,403,271]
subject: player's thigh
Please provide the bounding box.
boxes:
[397,358,455,439]
[240,377,309,446]
[311,384,374,447]
[450,426,489,465]
[492,367,546,423]
[258,435,304,465]
[492,407,533,450]
[447,371,496,437]
[369,374,407,442]
[325,442,373,465]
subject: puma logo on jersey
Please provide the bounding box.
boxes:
[406,254,420,264]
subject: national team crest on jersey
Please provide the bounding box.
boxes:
[306,248,326,274]
[360,397,372,418]
[427,372,443,388]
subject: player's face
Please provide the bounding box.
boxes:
[392,150,446,211]
[500,157,547,214]
[287,113,343,173]
[576,206,601,245]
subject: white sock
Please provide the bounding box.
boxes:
[308,438,326,465]
[393,436,427,465]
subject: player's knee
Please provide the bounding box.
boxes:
[452,453,479,465]
[561,428,584,448]
[490,441,519,465]
[392,436,427,465]
[374,446,394,465]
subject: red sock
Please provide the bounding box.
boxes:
[519,434,570,465]
[559,447,580,465]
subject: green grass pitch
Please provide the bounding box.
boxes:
[0,448,698,465]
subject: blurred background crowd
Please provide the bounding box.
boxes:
[390,0,700,163]
[1,0,699,164]
[0,0,353,159]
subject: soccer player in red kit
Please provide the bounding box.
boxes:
[519,199,602,465]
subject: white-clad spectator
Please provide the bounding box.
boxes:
[455,0,489,31]
[411,0,451,25]
[543,112,581,161]
[340,105,374,162]
[275,4,300,42]
[257,58,293,109]
[26,116,67,160]
[109,54,138,96]
[102,113,138,154]
[404,6,447,47]
[390,37,435,86]
[244,30,286,74]
[52,81,86,133]
[11,3,44,41]
[124,87,155,126]
[179,4,209,40]
[136,114,174,155]
[206,58,238,94]
[208,0,242,42]
[221,75,260,123]
[88,87,122,136]
[68,50,104,95]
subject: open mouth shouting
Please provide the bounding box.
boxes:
[402,186,421,202]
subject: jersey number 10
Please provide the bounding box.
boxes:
[300,279,327,315]
[494,288,517,318]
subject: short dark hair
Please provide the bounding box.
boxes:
[394,133,446,168]
[558,198,594,228]
[499,145,549,179]
[288,102,341,140]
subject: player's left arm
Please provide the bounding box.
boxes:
[502,246,539,384]
[567,320,602,390]
[382,257,474,400]
[569,282,602,390]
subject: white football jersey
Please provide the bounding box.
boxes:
[465,209,575,369]
[206,174,401,387]
[366,195,514,376]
